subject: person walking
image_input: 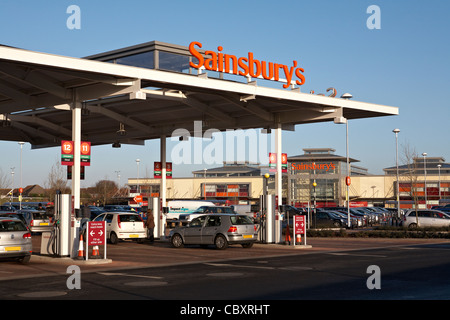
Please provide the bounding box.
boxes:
[145,209,155,243]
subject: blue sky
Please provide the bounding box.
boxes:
[0,0,449,188]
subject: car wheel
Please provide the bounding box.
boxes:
[241,242,253,248]
[214,234,228,250]
[408,223,418,229]
[171,233,184,248]
[110,232,118,244]
[333,221,341,228]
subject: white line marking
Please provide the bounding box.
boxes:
[327,253,387,258]
[204,263,275,270]
[97,272,163,279]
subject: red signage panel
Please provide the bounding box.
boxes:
[294,215,305,235]
[61,140,74,166]
[87,221,105,246]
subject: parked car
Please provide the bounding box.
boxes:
[0,213,29,228]
[323,207,368,227]
[403,209,450,228]
[312,211,346,228]
[323,210,359,228]
[179,206,236,222]
[169,214,258,250]
[0,217,32,263]
[102,205,136,212]
[92,212,146,244]
[19,210,53,233]
[431,206,450,214]
[331,209,364,227]
[0,205,16,213]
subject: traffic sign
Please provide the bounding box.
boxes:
[87,221,106,246]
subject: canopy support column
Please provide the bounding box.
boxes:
[160,135,167,208]
[275,122,282,209]
[71,100,82,211]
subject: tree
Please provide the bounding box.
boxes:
[45,157,70,201]
[401,144,420,227]
[93,179,118,206]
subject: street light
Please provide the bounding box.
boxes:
[135,159,140,194]
[18,142,25,209]
[393,129,400,220]
[422,152,427,208]
[341,93,352,228]
[437,164,441,201]
[10,167,15,207]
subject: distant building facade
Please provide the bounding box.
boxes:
[287,148,369,207]
[127,150,450,209]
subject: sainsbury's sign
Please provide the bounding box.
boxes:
[189,41,306,89]
[291,162,336,172]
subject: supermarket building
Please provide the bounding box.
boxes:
[129,148,450,209]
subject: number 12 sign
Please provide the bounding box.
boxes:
[61,140,91,166]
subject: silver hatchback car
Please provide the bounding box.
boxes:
[403,209,450,228]
[169,214,258,249]
[0,217,32,263]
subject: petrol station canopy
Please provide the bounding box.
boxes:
[0,41,398,149]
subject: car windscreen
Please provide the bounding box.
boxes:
[0,220,27,232]
[230,215,253,225]
[119,214,142,222]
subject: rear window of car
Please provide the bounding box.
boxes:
[0,220,27,232]
[230,215,253,225]
[119,214,142,222]
[32,212,52,220]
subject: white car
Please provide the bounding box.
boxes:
[92,212,147,244]
[403,209,450,228]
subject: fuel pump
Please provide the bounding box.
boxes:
[152,197,161,238]
[41,193,72,257]
[265,194,276,243]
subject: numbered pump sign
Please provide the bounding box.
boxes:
[61,140,91,166]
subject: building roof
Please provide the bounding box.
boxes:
[288,148,360,163]
[193,163,261,175]
[384,162,450,174]
[0,42,398,149]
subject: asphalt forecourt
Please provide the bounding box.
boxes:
[0,234,449,281]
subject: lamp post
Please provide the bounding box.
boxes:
[341,93,352,228]
[135,159,140,194]
[18,142,25,210]
[393,129,400,220]
[312,181,317,229]
[422,152,427,208]
[10,167,15,207]
[437,164,441,201]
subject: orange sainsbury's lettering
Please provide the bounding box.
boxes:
[188,41,306,88]
[291,162,336,172]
